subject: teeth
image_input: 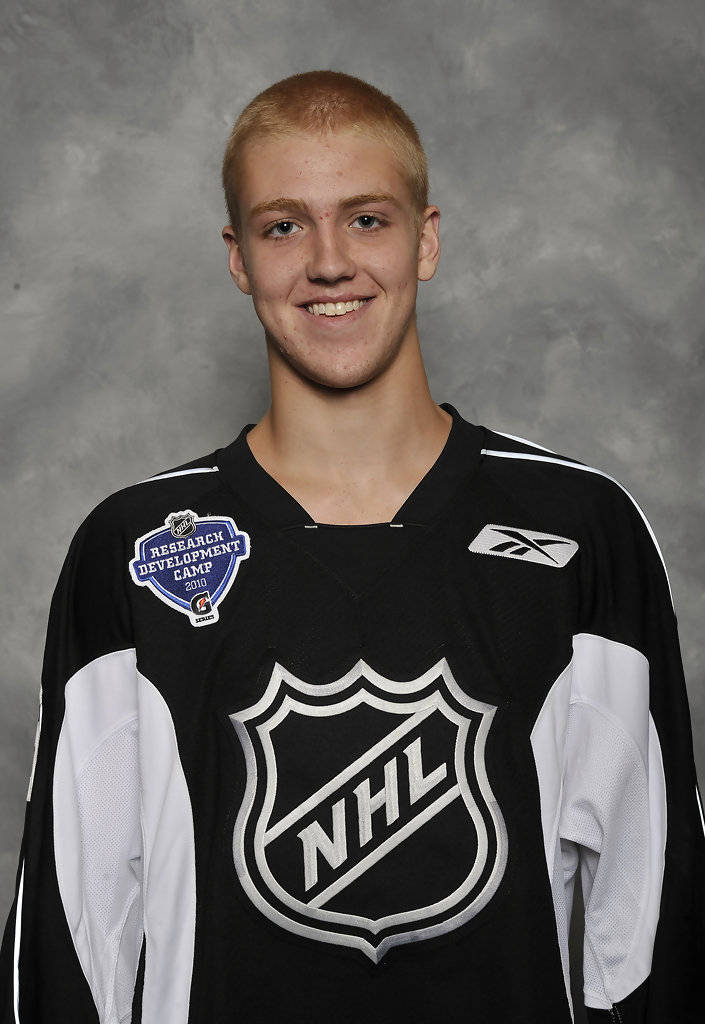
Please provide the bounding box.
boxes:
[305,298,368,317]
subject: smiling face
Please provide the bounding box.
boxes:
[223,129,440,391]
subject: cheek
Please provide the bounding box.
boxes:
[390,266,418,298]
[373,249,419,297]
[250,278,292,320]
[249,249,302,301]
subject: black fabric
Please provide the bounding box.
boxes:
[2,403,703,1024]
[585,978,650,1022]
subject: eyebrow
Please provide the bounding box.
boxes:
[248,192,402,220]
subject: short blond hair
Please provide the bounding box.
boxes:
[221,70,429,238]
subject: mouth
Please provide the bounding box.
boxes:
[298,297,375,321]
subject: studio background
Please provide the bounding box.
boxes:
[1,1,703,1019]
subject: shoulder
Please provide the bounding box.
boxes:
[42,449,232,666]
[65,447,227,569]
[480,425,649,521]
[478,425,672,598]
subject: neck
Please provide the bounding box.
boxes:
[245,327,452,524]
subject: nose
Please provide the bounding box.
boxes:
[305,223,356,283]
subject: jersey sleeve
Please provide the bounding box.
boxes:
[559,480,705,1022]
[0,502,144,1024]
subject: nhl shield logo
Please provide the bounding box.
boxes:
[168,510,196,538]
[230,658,508,962]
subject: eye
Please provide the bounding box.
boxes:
[267,221,301,238]
[352,214,382,231]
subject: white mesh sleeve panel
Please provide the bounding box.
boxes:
[560,633,667,1010]
[560,837,580,926]
[136,668,196,1024]
[53,649,143,1024]
[53,652,197,1024]
[529,660,574,1018]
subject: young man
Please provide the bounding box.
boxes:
[1,70,703,1023]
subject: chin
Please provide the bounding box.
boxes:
[285,352,386,391]
[267,323,403,391]
[302,363,381,391]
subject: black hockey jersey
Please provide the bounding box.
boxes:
[1,402,703,1023]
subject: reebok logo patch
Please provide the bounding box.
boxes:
[468,525,578,568]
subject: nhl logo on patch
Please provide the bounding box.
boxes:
[129,510,250,627]
[230,658,508,962]
[168,510,196,538]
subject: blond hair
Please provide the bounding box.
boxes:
[221,70,429,238]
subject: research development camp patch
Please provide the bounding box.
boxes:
[129,510,250,626]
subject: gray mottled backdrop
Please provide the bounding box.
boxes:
[1,0,703,1017]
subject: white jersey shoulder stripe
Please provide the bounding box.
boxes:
[696,782,705,838]
[13,861,24,1022]
[490,429,557,454]
[480,447,673,607]
[138,466,219,485]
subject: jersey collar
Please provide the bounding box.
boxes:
[217,402,484,528]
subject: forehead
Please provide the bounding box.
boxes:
[239,129,412,216]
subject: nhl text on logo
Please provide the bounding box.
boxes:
[230,658,508,963]
[129,510,250,626]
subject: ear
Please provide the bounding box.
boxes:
[222,225,253,295]
[416,206,441,282]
